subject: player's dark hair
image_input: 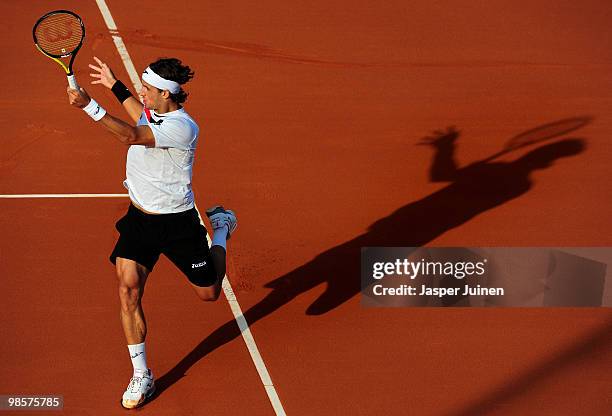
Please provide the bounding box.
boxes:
[149,58,194,104]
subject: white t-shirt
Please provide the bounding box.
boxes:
[123,107,200,214]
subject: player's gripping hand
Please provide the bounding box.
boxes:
[67,87,92,109]
[418,126,460,147]
[89,56,117,89]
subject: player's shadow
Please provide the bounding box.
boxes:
[154,119,589,396]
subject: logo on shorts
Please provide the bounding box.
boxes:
[192,261,207,269]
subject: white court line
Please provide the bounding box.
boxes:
[195,207,287,416]
[94,0,142,92]
[93,1,287,414]
[0,194,128,198]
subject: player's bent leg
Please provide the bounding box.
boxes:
[189,251,224,301]
[162,205,236,302]
[188,206,237,301]
[191,206,237,302]
[116,257,150,344]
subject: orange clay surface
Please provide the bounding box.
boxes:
[1,1,611,415]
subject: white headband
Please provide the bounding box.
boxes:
[142,66,181,94]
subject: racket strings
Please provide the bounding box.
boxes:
[34,13,83,57]
[504,117,591,151]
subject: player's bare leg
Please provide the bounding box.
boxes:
[116,258,149,344]
[116,257,155,409]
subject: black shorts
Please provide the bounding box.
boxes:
[110,204,218,287]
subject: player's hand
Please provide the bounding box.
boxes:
[418,126,460,147]
[89,56,117,89]
[67,86,92,108]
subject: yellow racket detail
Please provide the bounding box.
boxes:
[34,44,71,74]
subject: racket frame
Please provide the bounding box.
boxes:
[481,117,591,163]
[32,9,85,89]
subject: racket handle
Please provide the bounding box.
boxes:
[67,75,79,90]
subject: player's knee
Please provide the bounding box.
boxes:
[188,268,220,301]
[192,282,221,302]
[116,266,143,287]
[116,263,147,306]
[198,288,220,302]
[116,268,142,302]
[118,283,142,311]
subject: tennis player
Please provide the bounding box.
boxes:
[67,57,237,409]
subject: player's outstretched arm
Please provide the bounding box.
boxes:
[67,86,154,147]
[89,56,143,123]
[418,126,460,182]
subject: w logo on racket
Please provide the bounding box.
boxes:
[43,22,74,43]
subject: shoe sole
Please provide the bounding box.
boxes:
[121,382,156,410]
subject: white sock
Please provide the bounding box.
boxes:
[128,342,148,375]
[211,224,228,250]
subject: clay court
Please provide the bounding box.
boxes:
[1,1,611,414]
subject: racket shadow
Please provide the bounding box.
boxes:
[482,116,592,162]
[153,119,590,399]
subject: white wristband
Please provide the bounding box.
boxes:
[82,98,107,121]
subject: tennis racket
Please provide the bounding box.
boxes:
[33,10,85,90]
[481,116,592,163]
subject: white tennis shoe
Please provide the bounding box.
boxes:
[206,206,238,239]
[121,368,155,409]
